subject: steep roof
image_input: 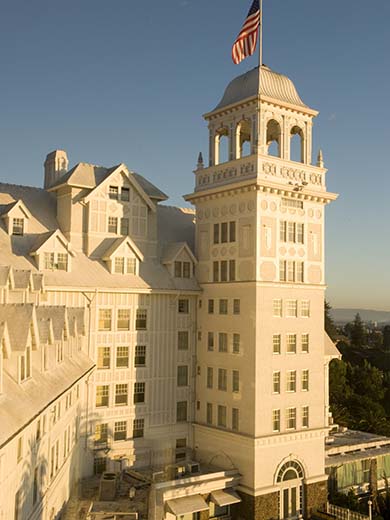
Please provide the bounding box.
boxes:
[36,306,67,342]
[0,304,36,351]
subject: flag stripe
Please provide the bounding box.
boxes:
[232,0,260,65]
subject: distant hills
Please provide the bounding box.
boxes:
[331,308,390,325]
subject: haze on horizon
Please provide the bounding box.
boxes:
[0,0,388,310]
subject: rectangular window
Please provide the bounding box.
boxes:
[96,385,109,407]
[94,423,108,444]
[297,223,304,244]
[301,333,309,353]
[133,418,145,438]
[273,334,281,354]
[279,261,287,282]
[218,368,227,391]
[12,218,24,236]
[108,216,118,233]
[229,221,236,242]
[213,261,219,282]
[220,261,228,282]
[217,405,227,428]
[176,401,188,422]
[135,345,146,367]
[233,299,240,315]
[229,260,236,281]
[272,409,281,432]
[302,406,309,428]
[57,253,68,271]
[114,421,127,441]
[121,187,130,201]
[178,331,189,350]
[116,346,129,368]
[286,334,297,354]
[302,369,309,391]
[207,332,214,351]
[207,367,213,389]
[115,383,128,406]
[301,300,310,318]
[115,257,125,274]
[213,224,219,244]
[232,370,240,393]
[109,186,119,199]
[174,261,182,278]
[135,309,147,330]
[286,407,297,430]
[287,261,295,282]
[120,218,129,236]
[297,262,304,282]
[273,371,281,394]
[232,408,239,431]
[287,371,297,392]
[134,382,145,404]
[44,252,55,270]
[288,222,296,242]
[117,309,130,330]
[219,299,228,314]
[207,403,213,424]
[282,198,303,209]
[127,258,136,274]
[286,300,298,318]
[280,221,287,242]
[233,333,240,354]
[177,365,188,387]
[178,299,189,314]
[218,333,228,353]
[208,299,214,314]
[221,222,228,243]
[273,299,282,317]
[98,309,112,331]
[97,346,110,369]
[183,262,191,278]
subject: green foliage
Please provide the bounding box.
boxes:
[383,326,390,351]
[350,313,367,348]
[325,300,338,341]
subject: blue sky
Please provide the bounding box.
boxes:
[0,0,389,310]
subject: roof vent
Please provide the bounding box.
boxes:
[44,150,69,190]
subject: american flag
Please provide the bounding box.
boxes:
[232,0,261,65]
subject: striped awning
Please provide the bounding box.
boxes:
[166,495,208,516]
[210,489,242,507]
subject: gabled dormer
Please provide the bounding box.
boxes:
[0,199,32,236]
[102,236,144,275]
[162,242,197,279]
[30,229,75,272]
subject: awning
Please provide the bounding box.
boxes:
[210,489,242,507]
[166,495,209,516]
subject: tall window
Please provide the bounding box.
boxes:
[135,345,146,367]
[177,365,189,387]
[135,309,147,330]
[97,346,110,369]
[280,261,304,283]
[286,408,297,430]
[213,222,236,244]
[207,367,213,389]
[218,368,227,391]
[96,385,109,407]
[233,333,240,354]
[208,299,214,314]
[302,370,309,391]
[273,299,282,317]
[176,401,188,422]
[273,409,281,432]
[95,423,108,444]
[207,332,214,351]
[133,418,144,438]
[301,300,310,318]
[217,405,227,427]
[286,300,298,317]
[177,331,189,351]
[121,187,130,201]
[117,309,130,330]
[286,371,297,392]
[116,346,129,368]
[114,257,124,274]
[301,334,309,353]
[178,299,189,314]
[219,299,228,314]
[280,221,304,244]
[286,334,297,354]
[57,253,68,271]
[207,403,213,424]
[302,406,309,428]
[12,218,24,236]
[233,299,240,315]
[98,309,112,331]
[127,258,136,274]
[44,252,55,270]
[232,408,239,431]
[134,382,145,404]
[232,370,240,393]
[218,333,228,352]
[273,334,281,354]
[115,384,128,406]
[108,216,118,233]
[114,421,127,441]
[273,371,281,393]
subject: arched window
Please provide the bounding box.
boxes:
[236,119,251,159]
[215,127,229,165]
[277,460,304,482]
[290,126,304,163]
[276,460,305,520]
[266,119,281,158]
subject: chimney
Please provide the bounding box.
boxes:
[44,150,69,189]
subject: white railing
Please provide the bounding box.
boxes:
[326,503,369,520]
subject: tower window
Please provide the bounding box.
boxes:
[12,218,24,236]
[108,217,118,233]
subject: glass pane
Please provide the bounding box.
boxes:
[291,487,297,515]
[283,489,289,519]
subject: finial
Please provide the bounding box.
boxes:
[317,149,324,168]
[197,152,204,170]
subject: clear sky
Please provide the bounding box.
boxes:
[0,0,389,310]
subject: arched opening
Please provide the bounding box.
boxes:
[266,119,281,158]
[276,461,305,520]
[215,127,229,165]
[290,126,304,163]
[236,119,251,159]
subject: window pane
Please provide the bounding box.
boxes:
[176,401,188,422]
[98,309,112,331]
[218,333,227,352]
[219,299,228,314]
[174,261,182,278]
[135,345,146,367]
[134,382,145,403]
[115,384,128,406]
[135,309,147,330]
[133,418,144,438]
[177,365,188,387]
[12,218,24,236]
[221,222,228,243]
[178,331,189,350]
[115,257,124,274]
[117,309,130,330]
[213,224,219,244]
[114,421,127,441]
[97,346,110,369]
[229,221,236,242]
[121,187,130,201]
[108,216,118,233]
[120,218,129,235]
[233,333,240,354]
[109,186,119,199]
[116,346,129,368]
[178,299,189,314]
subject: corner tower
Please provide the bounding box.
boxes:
[185,65,338,520]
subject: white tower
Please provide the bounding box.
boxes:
[185,65,338,520]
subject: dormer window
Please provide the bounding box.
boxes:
[121,187,130,201]
[19,346,31,383]
[114,257,137,275]
[174,261,191,278]
[44,252,68,271]
[108,217,118,233]
[120,218,129,236]
[109,186,119,200]
[114,257,125,274]
[12,218,24,236]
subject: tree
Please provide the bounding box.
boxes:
[350,313,367,348]
[325,300,338,341]
[383,326,390,351]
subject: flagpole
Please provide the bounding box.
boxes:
[257,0,263,155]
